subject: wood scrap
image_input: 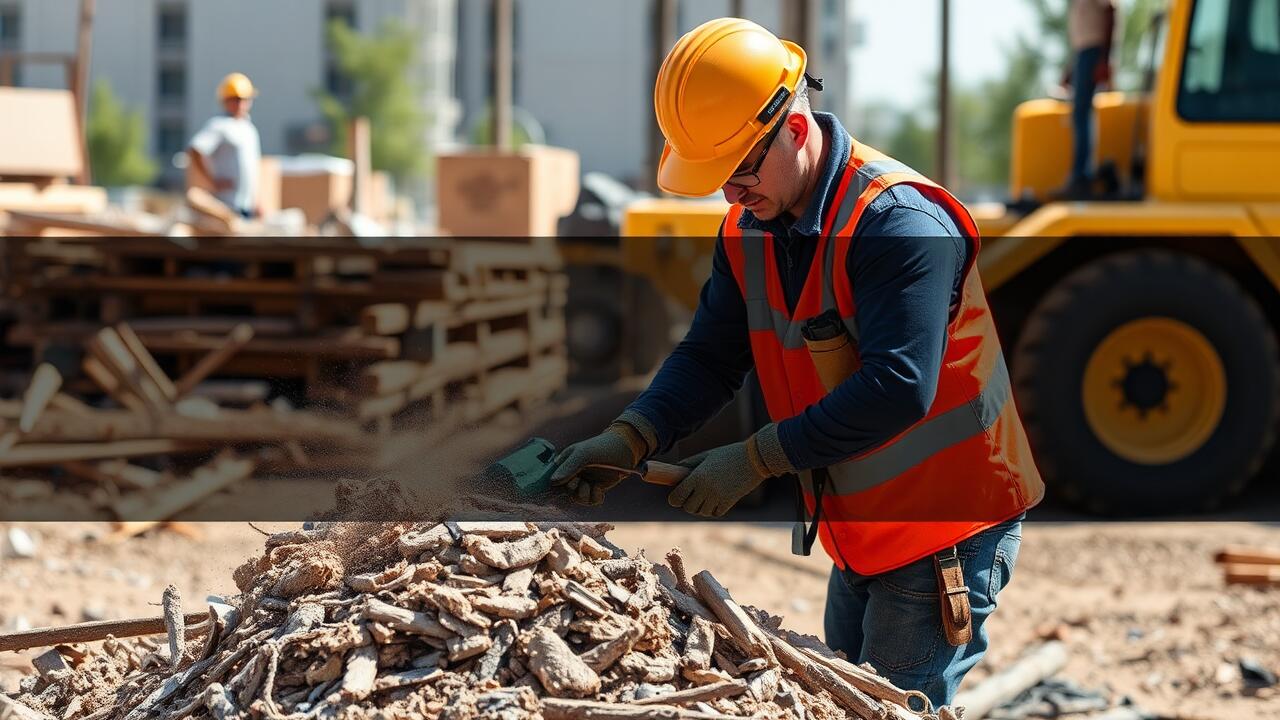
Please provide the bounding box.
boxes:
[173,323,255,399]
[952,641,1068,720]
[109,452,255,521]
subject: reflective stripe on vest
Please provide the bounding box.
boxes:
[812,353,1011,495]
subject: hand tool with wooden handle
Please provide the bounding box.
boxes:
[488,437,690,497]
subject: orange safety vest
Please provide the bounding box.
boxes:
[723,141,1044,575]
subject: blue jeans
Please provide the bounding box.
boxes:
[824,515,1024,711]
[1071,46,1103,184]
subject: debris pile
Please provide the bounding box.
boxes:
[9,522,951,719]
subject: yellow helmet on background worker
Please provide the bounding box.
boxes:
[217,72,257,101]
[654,18,807,197]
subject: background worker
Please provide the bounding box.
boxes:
[550,18,1043,708]
[1059,0,1116,198]
[187,72,262,219]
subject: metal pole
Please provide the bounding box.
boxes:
[648,0,678,191]
[491,0,513,150]
[730,0,745,18]
[782,0,814,108]
[74,0,95,184]
[937,0,951,186]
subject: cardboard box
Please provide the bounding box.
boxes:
[280,170,352,226]
[0,88,83,179]
[257,156,282,217]
[436,145,580,237]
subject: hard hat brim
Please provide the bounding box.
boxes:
[654,38,807,198]
[656,141,750,198]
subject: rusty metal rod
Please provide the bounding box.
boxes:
[0,611,209,653]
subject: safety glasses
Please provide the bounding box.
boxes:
[724,89,799,190]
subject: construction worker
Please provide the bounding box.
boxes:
[187,72,261,218]
[1058,0,1116,198]
[550,18,1044,708]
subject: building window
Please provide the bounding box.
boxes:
[0,5,19,43]
[157,63,186,104]
[0,4,19,86]
[324,1,357,100]
[157,4,186,48]
[157,119,186,157]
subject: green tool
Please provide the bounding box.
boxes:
[489,437,689,496]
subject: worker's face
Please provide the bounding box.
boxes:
[721,115,806,221]
[223,96,253,118]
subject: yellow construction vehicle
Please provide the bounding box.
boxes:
[613,0,1280,515]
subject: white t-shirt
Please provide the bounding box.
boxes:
[189,114,261,213]
[1069,0,1115,51]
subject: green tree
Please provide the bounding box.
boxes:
[85,80,157,187]
[313,19,429,183]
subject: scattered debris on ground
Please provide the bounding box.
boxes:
[4,522,953,719]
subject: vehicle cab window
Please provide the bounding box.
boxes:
[1178,0,1280,121]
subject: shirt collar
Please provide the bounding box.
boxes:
[736,111,852,237]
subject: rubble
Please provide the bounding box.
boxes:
[9,523,954,719]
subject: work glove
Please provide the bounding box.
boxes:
[549,419,651,505]
[667,424,794,517]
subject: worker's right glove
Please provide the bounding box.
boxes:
[549,417,653,505]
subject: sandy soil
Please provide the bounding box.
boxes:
[1,520,1276,719]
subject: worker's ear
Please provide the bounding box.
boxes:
[785,113,809,149]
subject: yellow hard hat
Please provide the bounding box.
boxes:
[217,72,257,101]
[654,18,807,197]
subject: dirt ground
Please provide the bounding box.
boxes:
[1,519,1276,719]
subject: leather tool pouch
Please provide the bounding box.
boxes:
[934,546,973,646]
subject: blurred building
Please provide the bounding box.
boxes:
[453,0,856,189]
[4,0,459,186]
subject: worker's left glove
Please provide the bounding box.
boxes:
[667,424,794,518]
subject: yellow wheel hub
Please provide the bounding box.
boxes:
[1082,317,1226,465]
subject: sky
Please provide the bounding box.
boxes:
[848,0,1042,111]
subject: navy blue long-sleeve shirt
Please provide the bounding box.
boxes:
[625,113,969,472]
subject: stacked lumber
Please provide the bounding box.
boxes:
[0,325,367,519]
[1,235,568,433]
[1215,545,1280,587]
[6,523,952,720]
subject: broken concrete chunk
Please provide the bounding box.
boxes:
[545,532,582,575]
[398,524,453,558]
[363,598,450,639]
[420,584,490,628]
[455,522,536,539]
[523,627,601,698]
[447,634,492,662]
[577,535,613,561]
[464,531,556,570]
[472,594,538,619]
[346,562,412,593]
[681,616,715,672]
[580,620,644,673]
[502,567,536,595]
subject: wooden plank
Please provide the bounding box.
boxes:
[18,363,62,433]
[90,327,169,412]
[360,301,453,336]
[111,452,255,520]
[62,458,158,486]
[357,343,482,421]
[0,611,210,652]
[18,406,360,445]
[1214,546,1280,566]
[173,323,254,399]
[0,439,210,468]
[116,323,178,403]
[952,642,1068,720]
[82,355,147,413]
[1223,562,1280,586]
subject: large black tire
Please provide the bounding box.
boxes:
[1012,250,1280,515]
